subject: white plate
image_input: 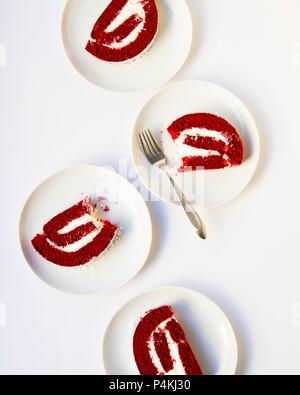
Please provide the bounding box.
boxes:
[132,80,260,208]
[102,287,238,375]
[61,0,192,92]
[19,165,152,294]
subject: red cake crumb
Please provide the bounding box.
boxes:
[31,198,119,267]
[86,0,158,63]
[97,196,110,213]
[133,305,203,375]
[166,113,244,171]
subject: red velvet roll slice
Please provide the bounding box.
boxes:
[133,305,203,375]
[86,0,159,63]
[165,113,244,171]
[31,198,119,267]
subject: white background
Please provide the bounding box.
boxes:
[0,0,300,375]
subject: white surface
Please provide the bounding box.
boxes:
[0,0,300,375]
[19,165,152,294]
[132,80,260,208]
[62,0,192,92]
[103,287,237,375]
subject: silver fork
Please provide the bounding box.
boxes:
[139,129,207,240]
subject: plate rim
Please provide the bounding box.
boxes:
[131,79,261,208]
[101,285,239,375]
[18,164,153,295]
[60,0,193,93]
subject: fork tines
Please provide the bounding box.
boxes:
[139,129,164,164]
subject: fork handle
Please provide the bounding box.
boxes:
[166,173,207,239]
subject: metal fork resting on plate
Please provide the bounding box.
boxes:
[139,129,207,240]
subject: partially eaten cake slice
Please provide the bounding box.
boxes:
[31,198,119,267]
[86,0,159,63]
[133,305,203,375]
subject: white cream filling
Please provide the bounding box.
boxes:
[48,224,104,253]
[58,214,98,234]
[48,225,119,255]
[180,127,228,144]
[46,206,120,255]
[148,317,187,375]
[104,0,146,49]
[161,128,230,166]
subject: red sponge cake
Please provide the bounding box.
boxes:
[163,113,244,171]
[86,0,159,63]
[133,305,203,375]
[31,198,119,267]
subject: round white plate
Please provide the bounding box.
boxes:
[61,0,192,92]
[102,287,238,375]
[132,80,260,208]
[19,165,152,294]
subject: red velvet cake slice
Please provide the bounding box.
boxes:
[31,198,119,267]
[86,0,159,63]
[133,305,203,375]
[162,113,244,171]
